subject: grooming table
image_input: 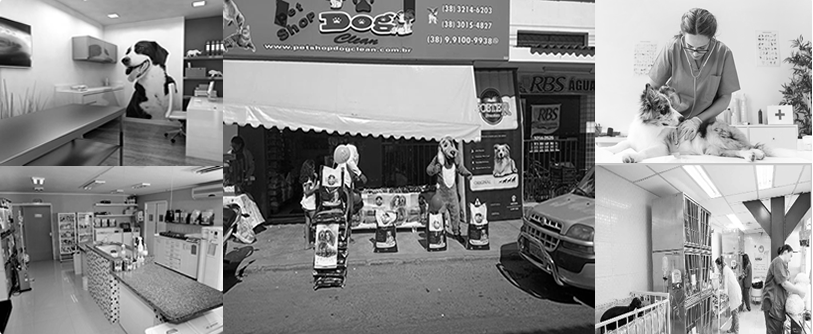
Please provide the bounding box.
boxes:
[0,104,124,165]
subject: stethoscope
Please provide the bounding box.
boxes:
[682,38,716,119]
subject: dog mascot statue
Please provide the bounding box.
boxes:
[426,136,472,242]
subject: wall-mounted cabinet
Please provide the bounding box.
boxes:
[72,36,117,63]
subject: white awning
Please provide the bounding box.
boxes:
[223,61,481,142]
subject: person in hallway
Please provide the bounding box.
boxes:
[227,136,256,196]
[763,244,808,334]
[717,256,742,334]
[648,8,740,143]
[739,253,752,312]
[300,160,319,250]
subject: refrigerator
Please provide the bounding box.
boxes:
[651,193,714,334]
[197,227,223,291]
[57,213,77,262]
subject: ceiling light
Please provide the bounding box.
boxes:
[756,165,774,190]
[81,180,105,190]
[192,1,206,7]
[682,166,721,198]
[727,214,745,231]
[132,183,151,189]
[107,13,119,19]
[31,177,44,185]
[111,189,125,194]
[33,186,44,192]
[194,166,222,174]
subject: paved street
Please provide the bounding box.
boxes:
[224,223,594,334]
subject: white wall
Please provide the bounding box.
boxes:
[136,184,221,236]
[0,0,114,111]
[510,0,595,45]
[104,17,185,119]
[596,0,812,134]
[596,167,659,307]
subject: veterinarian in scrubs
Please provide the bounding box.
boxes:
[763,245,807,334]
[716,257,742,333]
[739,254,752,312]
[649,8,740,142]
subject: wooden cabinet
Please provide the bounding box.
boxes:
[72,36,117,63]
[732,125,798,150]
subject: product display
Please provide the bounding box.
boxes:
[467,200,489,250]
[58,213,77,260]
[373,210,398,253]
[312,166,350,290]
[426,212,447,252]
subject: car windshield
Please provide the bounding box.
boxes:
[572,167,595,199]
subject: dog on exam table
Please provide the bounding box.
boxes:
[599,297,644,333]
[121,41,176,119]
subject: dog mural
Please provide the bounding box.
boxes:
[328,0,344,10]
[492,144,518,177]
[427,7,438,24]
[121,41,176,119]
[427,136,472,241]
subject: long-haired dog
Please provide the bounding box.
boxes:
[606,84,789,162]
[493,144,517,177]
[390,195,408,225]
[599,297,644,333]
[121,41,176,119]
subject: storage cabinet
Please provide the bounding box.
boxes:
[154,236,198,279]
[72,36,117,63]
[732,125,798,150]
[651,193,714,334]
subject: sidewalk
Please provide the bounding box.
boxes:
[230,219,526,272]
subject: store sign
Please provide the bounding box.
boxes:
[476,70,518,130]
[518,75,595,94]
[224,0,509,60]
[531,104,560,135]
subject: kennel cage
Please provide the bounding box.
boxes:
[595,291,671,334]
[651,193,714,334]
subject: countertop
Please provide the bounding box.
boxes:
[113,261,223,324]
[78,242,131,263]
[55,86,124,94]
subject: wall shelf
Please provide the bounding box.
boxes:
[184,56,223,60]
[95,214,135,218]
[183,77,222,81]
[94,203,138,207]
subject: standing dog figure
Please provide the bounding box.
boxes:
[427,136,472,241]
[121,41,176,119]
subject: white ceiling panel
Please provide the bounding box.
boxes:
[52,0,220,26]
[774,165,805,187]
[799,165,811,183]
[646,165,682,173]
[601,165,656,183]
[657,167,709,202]
[703,165,756,196]
[634,175,678,198]
[759,185,801,201]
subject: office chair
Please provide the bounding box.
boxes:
[163,83,187,144]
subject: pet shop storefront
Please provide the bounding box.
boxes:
[223,0,525,225]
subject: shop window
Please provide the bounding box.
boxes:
[381,139,438,187]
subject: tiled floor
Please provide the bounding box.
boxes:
[5,260,125,334]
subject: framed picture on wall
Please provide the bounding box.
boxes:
[0,17,32,68]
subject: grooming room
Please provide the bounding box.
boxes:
[0,0,222,165]
[594,0,812,163]
[595,164,811,334]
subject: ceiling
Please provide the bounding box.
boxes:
[600,164,812,234]
[52,0,220,26]
[0,167,222,196]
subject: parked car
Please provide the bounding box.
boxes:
[518,167,594,290]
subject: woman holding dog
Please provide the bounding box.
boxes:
[763,245,808,334]
[649,8,741,143]
[716,256,742,334]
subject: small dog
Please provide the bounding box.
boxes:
[600,297,644,333]
[121,41,177,119]
[493,144,518,177]
[224,25,256,53]
[606,84,787,162]
[328,0,344,10]
[427,7,438,24]
[223,0,246,28]
[390,195,408,225]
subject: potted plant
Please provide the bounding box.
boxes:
[779,36,812,139]
[0,79,49,120]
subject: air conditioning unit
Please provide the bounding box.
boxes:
[191,183,222,200]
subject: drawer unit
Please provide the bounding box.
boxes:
[732,125,798,150]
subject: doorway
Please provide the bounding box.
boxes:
[144,201,167,255]
[19,205,53,262]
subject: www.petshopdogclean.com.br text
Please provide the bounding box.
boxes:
[264,43,412,54]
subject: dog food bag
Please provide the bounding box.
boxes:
[427,212,446,251]
[467,202,490,250]
[373,210,398,253]
[314,223,339,269]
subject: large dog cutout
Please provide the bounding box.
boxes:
[426,136,472,241]
[121,41,176,119]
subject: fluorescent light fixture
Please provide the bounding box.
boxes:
[727,214,745,231]
[31,177,44,185]
[132,183,151,189]
[107,13,119,19]
[756,165,774,190]
[111,189,124,194]
[682,166,721,198]
[194,166,222,174]
[81,180,105,190]
[192,1,206,7]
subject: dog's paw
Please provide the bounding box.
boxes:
[751,149,765,160]
[740,151,756,162]
[620,152,638,163]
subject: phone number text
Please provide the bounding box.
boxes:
[426,35,500,46]
[441,20,493,30]
[441,4,493,15]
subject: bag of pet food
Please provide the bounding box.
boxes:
[467,201,490,250]
[314,223,339,269]
[374,210,398,253]
[426,212,446,251]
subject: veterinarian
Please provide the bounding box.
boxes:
[739,253,752,312]
[228,136,255,195]
[763,244,808,334]
[716,256,742,333]
[649,8,740,143]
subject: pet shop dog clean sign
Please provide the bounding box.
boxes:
[223,0,508,61]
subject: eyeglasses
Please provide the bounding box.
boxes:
[681,37,714,55]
